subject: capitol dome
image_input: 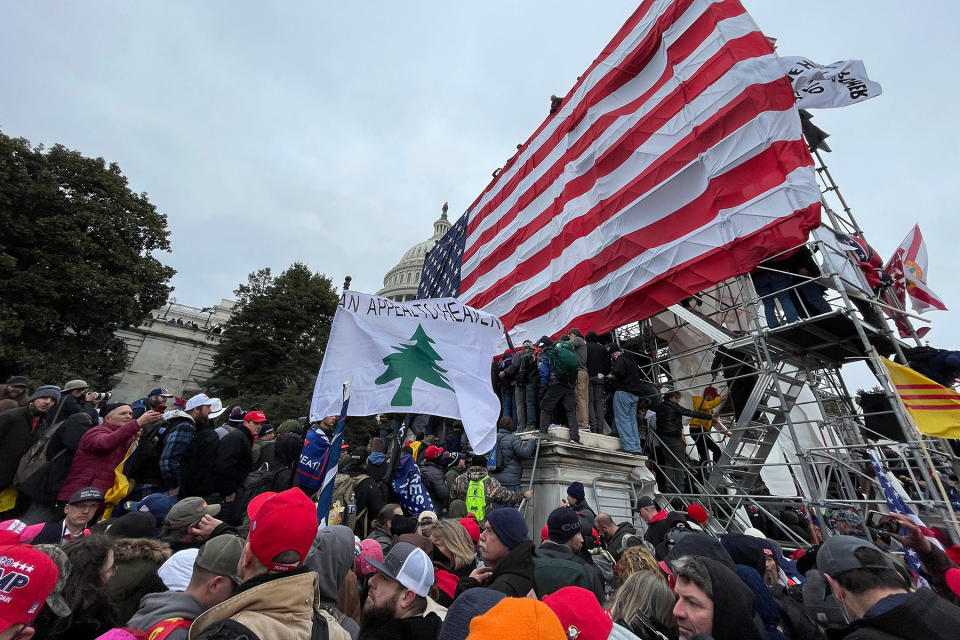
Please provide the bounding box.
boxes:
[378,204,452,302]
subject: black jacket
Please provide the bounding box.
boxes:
[213,426,254,497]
[0,405,42,490]
[346,465,386,537]
[655,401,712,439]
[358,612,442,640]
[827,588,960,640]
[419,459,449,509]
[603,522,639,561]
[456,540,535,598]
[45,393,98,428]
[535,540,605,603]
[19,411,95,503]
[701,557,762,640]
[586,341,611,378]
[610,353,643,396]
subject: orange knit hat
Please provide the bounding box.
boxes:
[467,598,566,640]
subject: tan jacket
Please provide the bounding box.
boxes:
[188,570,351,640]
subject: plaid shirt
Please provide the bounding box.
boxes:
[159,417,196,489]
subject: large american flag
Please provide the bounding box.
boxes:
[420,0,821,342]
[866,451,931,584]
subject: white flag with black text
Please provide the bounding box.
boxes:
[311,291,503,454]
[780,56,882,109]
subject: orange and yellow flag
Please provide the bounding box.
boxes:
[881,357,960,439]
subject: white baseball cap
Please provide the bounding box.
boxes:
[365,541,434,597]
[185,393,217,411]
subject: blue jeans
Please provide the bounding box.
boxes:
[501,387,518,424]
[525,383,539,428]
[613,390,642,452]
[753,271,799,328]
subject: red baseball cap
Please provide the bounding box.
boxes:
[249,489,317,572]
[424,445,443,459]
[244,410,268,423]
[946,568,960,598]
[543,586,613,640]
[0,543,59,628]
[246,491,278,522]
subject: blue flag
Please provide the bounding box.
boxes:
[297,387,350,526]
[392,453,434,517]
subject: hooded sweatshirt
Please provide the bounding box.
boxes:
[699,557,762,640]
[304,524,361,639]
[127,591,206,640]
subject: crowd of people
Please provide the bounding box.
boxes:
[1,375,960,640]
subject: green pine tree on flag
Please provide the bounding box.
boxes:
[374,324,454,406]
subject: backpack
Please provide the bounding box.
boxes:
[180,426,222,497]
[312,602,348,640]
[465,478,487,520]
[549,342,579,383]
[330,472,371,533]
[144,617,192,640]
[125,416,181,483]
[234,463,283,521]
[487,436,506,474]
[13,413,88,488]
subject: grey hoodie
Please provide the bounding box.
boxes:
[304,524,361,639]
[127,591,206,640]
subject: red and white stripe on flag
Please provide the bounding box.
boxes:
[458,0,821,341]
[885,224,947,313]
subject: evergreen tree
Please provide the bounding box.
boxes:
[207,262,339,419]
[0,129,175,386]
[375,324,453,406]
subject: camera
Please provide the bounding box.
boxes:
[89,391,112,404]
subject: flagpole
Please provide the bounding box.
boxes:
[872,348,960,538]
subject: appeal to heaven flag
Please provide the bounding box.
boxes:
[419,0,820,344]
[880,357,960,439]
[779,57,882,109]
[311,290,503,454]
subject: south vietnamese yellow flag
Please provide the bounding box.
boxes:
[881,357,960,439]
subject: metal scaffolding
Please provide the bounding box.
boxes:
[616,149,960,546]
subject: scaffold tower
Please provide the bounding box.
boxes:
[616,146,960,546]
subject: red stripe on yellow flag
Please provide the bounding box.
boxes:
[881,357,960,439]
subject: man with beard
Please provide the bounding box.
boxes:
[0,385,59,496]
[159,393,216,497]
[360,541,442,640]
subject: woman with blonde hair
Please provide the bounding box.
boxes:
[609,571,678,640]
[429,519,477,578]
[615,543,663,585]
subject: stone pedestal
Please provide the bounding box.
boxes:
[517,427,655,534]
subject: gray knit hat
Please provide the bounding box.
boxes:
[29,385,61,403]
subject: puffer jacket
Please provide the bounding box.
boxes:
[419,459,449,509]
[490,430,536,489]
[108,537,172,623]
[188,569,351,640]
[58,419,140,501]
[688,395,725,431]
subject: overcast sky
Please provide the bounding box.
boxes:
[3,1,958,388]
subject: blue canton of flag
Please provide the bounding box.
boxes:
[418,212,468,299]
[866,451,926,582]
